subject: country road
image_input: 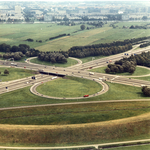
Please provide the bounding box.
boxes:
[0,99,150,111]
[0,139,150,149]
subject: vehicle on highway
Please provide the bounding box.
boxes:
[89,72,94,75]
[11,63,17,66]
[39,69,44,72]
[84,94,89,97]
[32,76,36,79]
[52,76,57,80]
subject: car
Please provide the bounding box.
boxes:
[32,76,36,79]
[84,95,89,97]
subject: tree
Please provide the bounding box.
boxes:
[4,69,9,75]
[80,24,86,30]
[142,16,148,20]
[105,67,111,73]
[128,67,136,74]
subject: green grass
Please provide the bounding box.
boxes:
[30,57,78,67]
[80,55,106,64]
[103,144,150,150]
[0,101,149,125]
[90,66,150,76]
[0,67,37,82]
[0,80,149,108]
[36,76,102,97]
[132,76,150,81]
[0,22,150,52]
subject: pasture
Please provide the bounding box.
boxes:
[0,21,150,52]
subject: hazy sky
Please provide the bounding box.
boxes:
[0,0,149,1]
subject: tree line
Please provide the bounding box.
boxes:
[68,44,132,58]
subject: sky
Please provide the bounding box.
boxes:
[0,0,149,1]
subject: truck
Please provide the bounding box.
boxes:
[89,72,94,75]
[11,63,17,66]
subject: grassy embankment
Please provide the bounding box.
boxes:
[0,101,149,125]
[0,112,149,146]
[30,57,78,67]
[0,67,37,81]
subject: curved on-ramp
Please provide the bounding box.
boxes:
[30,77,109,99]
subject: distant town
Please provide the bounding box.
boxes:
[0,1,150,23]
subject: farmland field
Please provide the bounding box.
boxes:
[0,22,150,52]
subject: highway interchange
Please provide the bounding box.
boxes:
[0,44,150,149]
[1,44,150,95]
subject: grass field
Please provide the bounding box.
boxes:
[30,57,78,67]
[0,101,149,125]
[90,66,150,76]
[0,22,150,52]
[0,67,37,81]
[36,76,102,97]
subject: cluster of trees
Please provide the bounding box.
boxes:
[140,42,150,48]
[38,52,68,63]
[129,25,148,29]
[142,86,150,97]
[25,38,34,42]
[123,52,150,67]
[87,21,104,27]
[105,60,136,74]
[105,51,150,74]
[2,52,24,60]
[0,43,30,54]
[0,43,40,60]
[68,43,132,58]
[57,21,76,26]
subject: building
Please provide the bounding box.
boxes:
[15,5,22,14]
